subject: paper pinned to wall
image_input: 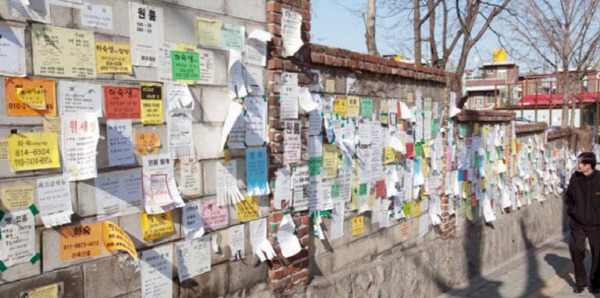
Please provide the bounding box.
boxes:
[243,66,264,95]
[61,112,99,181]
[1,185,34,210]
[245,29,271,66]
[216,160,244,206]
[182,200,204,240]
[220,101,243,151]
[129,3,163,67]
[277,214,302,258]
[81,3,113,30]
[281,8,303,57]
[142,154,185,214]
[229,224,245,260]
[8,132,61,171]
[107,120,135,167]
[0,209,36,267]
[244,96,268,146]
[280,72,299,119]
[58,81,102,117]
[36,176,73,228]
[95,169,143,220]
[331,200,345,240]
[249,218,276,262]
[8,0,50,24]
[299,87,318,113]
[228,50,247,99]
[179,158,201,196]
[141,244,173,298]
[246,148,270,196]
[293,165,310,211]
[168,110,195,159]
[176,236,211,281]
[274,167,293,209]
[0,23,26,77]
[141,211,175,241]
[284,120,302,164]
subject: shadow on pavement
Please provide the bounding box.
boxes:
[544,253,575,288]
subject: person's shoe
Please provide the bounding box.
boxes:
[573,286,585,293]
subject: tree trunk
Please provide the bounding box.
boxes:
[414,0,421,66]
[366,0,379,55]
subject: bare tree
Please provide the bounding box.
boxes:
[501,0,600,127]
[365,0,380,55]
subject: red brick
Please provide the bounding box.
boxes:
[269,211,284,224]
[268,23,281,37]
[282,60,301,72]
[268,12,282,24]
[268,95,280,106]
[267,1,282,13]
[296,225,309,238]
[269,278,291,291]
[292,269,310,284]
[302,20,311,31]
[268,59,283,70]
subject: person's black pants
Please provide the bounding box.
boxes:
[569,223,600,288]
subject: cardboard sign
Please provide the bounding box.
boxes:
[102,221,138,260]
[8,133,61,171]
[141,211,175,241]
[104,86,141,119]
[60,223,103,261]
[5,77,56,116]
[140,83,164,125]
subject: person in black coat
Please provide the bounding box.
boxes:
[566,152,600,293]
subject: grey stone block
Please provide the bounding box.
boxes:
[82,255,141,298]
[0,265,84,298]
[179,261,228,298]
[225,0,266,23]
[227,258,267,293]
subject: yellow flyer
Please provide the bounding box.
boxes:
[141,211,175,241]
[323,144,339,179]
[27,283,59,298]
[346,96,360,117]
[333,97,348,117]
[140,83,164,125]
[0,138,8,160]
[411,201,421,217]
[352,216,364,236]
[102,221,138,260]
[1,185,34,210]
[60,223,103,261]
[8,133,61,171]
[325,79,335,93]
[17,87,46,110]
[384,147,395,164]
[236,196,259,221]
[196,17,222,48]
[95,42,133,74]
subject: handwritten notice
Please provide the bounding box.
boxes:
[141,83,164,125]
[80,3,113,30]
[102,221,137,260]
[135,131,161,156]
[236,196,259,222]
[284,121,301,164]
[107,120,135,166]
[182,200,204,240]
[31,24,96,78]
[36,176,73,228]
[95,42,132,74]
[351,215,364,237]
[280,72,299,119]
[8,132,61,171]
[244,96,268,146]
[246,148,270,196]
[95,169,143,220]
[142,154,184,214]
[141,211,175,241]
[0,210,35,267]
[129,3,163,67]
[58,81,102,117]
[1,185,34,210]
[202,199,229,230]
[60,223,102,261]
[0,23,26,76]
[176,236,211,281]
[62,112,99,181]
[141,245,173,298]
[104,86,141,119]
[170,51,200,81]
[179,158,201,196]
[196,17,222,48]
[5,77,56,116]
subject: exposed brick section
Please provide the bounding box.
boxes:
[515,122,548,135]
[547,128,572,140]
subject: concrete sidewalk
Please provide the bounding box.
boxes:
[438,235,600,298]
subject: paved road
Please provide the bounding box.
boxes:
[439,237,600,298]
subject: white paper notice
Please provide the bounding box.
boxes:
[168,110,195,159]
[165,83,194,111]
[244,96,268,146]
[157,42,176,83]
[281,8,303,57]
[36,176,73,228]
[298,87,318,113]
[58,81,102,117]
[249,218,276,262]
[179,158,201,196]
[80,3,113,30]
[129,2,163,67]
[216,160,244,206]
[142,154,185,214]
[107,120,135,167]
[8,0,51,23]
[141,245,173,298]
[244,66,264,96]
[0,209,35,266]
[280,72,299,119]
[274,167,293,209]
[176,236,210,281]
[277,214,302,258]
[284,120,302,164]
[221,101,243,151]
[228,50,248,99]
[95,169,143,220]
[245,35,269,66]
[419,214,429,237]
[0,23,26,77]
[198,48,216,85]
[62,112,99,181]
[309,110,323,137]
[331,200,345,240]
[229,224,245,260]
[482,197,496,222]
[293,166,309,211]
[182,200,205,240]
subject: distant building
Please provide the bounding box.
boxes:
[464,61,519,110]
